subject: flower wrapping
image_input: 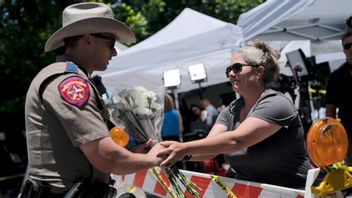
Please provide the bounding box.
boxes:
[109,85,163,143]
[106,85,201,197]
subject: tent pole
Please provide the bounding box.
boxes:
[198,82,204,99]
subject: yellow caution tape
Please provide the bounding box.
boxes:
[210,175,237,198]
[322,161,344,173]
[127,185,136,193]
[308,88,326,95]
[149,168,177,198]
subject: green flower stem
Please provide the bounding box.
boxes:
[164,168,185,198]
[149,168,177,198]
[170,166,201,197]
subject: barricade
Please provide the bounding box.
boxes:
[112,168,306,198]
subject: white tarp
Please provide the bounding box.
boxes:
[97,8,242,93]
[97,0,350,93]
[239,0,352,41]
[238,0,350,74]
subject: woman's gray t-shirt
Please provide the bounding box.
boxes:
[216,89,310,188]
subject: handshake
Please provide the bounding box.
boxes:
[136,139,201,197]
[137,139,188,168]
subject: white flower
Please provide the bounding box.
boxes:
[134,107,153,116]
[109,85,164,142]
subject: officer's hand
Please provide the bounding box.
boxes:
[147,143,169,166]
[130,139,153,153]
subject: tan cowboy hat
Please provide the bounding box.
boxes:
[44,2,136,52]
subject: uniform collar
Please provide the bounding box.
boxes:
[55,54,90,78]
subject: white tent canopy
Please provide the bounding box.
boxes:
[97,0,350,94]
[97,8,242,93]
[238,0,350,74]
[239,0,352,41]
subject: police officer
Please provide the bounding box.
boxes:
[21,2,165,197]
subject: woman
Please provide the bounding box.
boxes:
[190,104,207,123]
[189,104,208,134]
[158,41,310,188]
[161,94,184,141]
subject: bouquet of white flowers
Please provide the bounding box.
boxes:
[106,85,201,197]
[109,85,163,144]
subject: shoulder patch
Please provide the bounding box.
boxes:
[58,76,90,107]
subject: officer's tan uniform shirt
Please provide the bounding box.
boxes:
[25,58,110,191]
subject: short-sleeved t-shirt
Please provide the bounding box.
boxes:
[325,62,352,136]
[216,89,310,188]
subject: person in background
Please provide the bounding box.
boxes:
[21,3,165,197]
[218,104,226,112]
[325,31,352,165]
[158,41,310,189]
[190,104,206,123]
[201,98,219,129]
[161,94,184,141]
[189,104,208,135]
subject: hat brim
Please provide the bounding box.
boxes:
[45,18,136,52]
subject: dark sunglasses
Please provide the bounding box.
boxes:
[343,43,352,50]
[91,33,116,50]
[225,63,258,77]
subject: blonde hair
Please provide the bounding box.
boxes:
[164,94,175,112]
[235,40,280,88]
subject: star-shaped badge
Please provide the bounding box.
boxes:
[58,76,90,107]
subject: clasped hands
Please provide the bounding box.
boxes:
[135,139,186,167]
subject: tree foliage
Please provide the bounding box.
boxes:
[0,0,79,113]
[0,0,262,115]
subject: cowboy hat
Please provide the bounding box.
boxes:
[44,2,136,52]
